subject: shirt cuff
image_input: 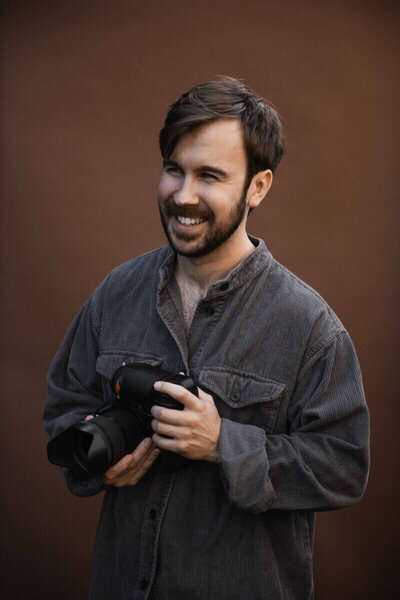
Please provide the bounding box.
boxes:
[62,467,108,497]
[217,418,276,513]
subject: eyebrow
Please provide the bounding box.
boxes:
[163,159,228,178]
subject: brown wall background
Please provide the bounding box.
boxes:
[1,1,399,598]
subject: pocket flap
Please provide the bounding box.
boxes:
[96,351,162,380]
[198,366,285,408]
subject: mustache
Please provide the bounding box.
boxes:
[162,197,212,220]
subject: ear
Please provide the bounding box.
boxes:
[247,169,273,209]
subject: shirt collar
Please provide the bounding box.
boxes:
[158,235,272,298]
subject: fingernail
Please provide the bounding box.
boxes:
[154,381,161,390]
[144,438,151,448]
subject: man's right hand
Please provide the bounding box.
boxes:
[101,438,160,487]
[84,416,160,487]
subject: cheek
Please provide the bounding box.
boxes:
[194,183,220,207]
[158,175,177,200]
[199,188,230,217]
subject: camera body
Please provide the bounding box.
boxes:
[47,363,196,479]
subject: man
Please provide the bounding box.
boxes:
[43,77,369,599]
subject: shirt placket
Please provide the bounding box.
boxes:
[135,467,176,599]
[132,277,188,599]
[186,286,228,371]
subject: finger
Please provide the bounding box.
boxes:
[114,447,160,487]
[104,444,160,486]
[131,437,157,461]
[103,453,135,481]
[151,404,192,425]
[103,438,154,480]
[151,418,187,439]
[152,432,184,453]
[131,447,160,480]
[154,380,199,410]
[197,388,215,404]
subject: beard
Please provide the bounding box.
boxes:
[158,187,248,258]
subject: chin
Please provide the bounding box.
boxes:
[172,241,203,257]
[167,230,204,256]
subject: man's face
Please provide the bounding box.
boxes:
[158,119,249,258]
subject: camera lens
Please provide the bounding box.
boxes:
[71,430,104,473]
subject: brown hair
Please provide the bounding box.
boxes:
[159,76,285,187]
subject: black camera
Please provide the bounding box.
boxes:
[47,363,197,479]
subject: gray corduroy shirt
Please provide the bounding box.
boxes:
[43,237,369,600]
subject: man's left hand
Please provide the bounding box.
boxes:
[151,381,221,463]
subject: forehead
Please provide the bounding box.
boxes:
[171,119,246,169]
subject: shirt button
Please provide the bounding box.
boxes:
[204,305,215,316]
[149,509,157,520]
[231,392,240,402]
[219,282,229,291]
[140,578,148,590]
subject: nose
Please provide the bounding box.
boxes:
[174,176,198,206]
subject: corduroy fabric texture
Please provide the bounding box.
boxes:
[43,237,369,600]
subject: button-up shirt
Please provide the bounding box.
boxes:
[43,237,369,600]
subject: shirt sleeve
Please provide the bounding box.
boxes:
[217,331,370,513]
[42,292,108,497]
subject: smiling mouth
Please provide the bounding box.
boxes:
[175,216,206,226]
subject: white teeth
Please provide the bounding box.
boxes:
[177,216,205,226]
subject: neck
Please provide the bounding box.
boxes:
[175,228,255,288]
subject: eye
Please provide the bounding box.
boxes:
[165,166,183,176]
[201,172,218,181]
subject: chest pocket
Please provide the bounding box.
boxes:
[198,366,285,434]
[96,351,163,402]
